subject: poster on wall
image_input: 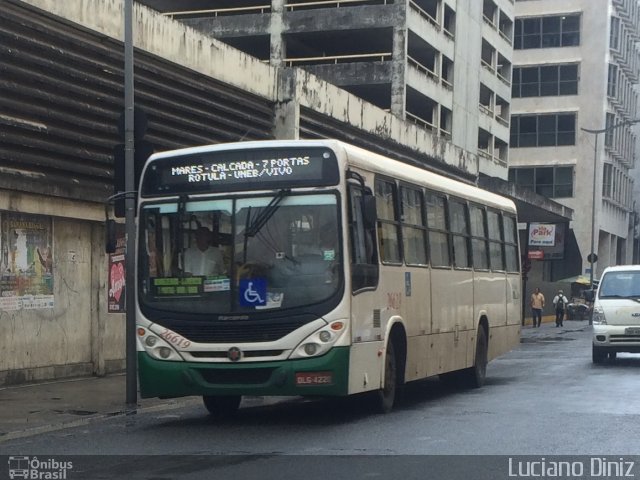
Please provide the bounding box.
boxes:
[0,212,54,311]
[108,223,126,313]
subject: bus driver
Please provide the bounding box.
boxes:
[182,226,225,276]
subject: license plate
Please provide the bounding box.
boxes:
[295,371,333,386]
[625,327,640,335]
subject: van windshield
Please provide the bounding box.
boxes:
[598,271,640,299]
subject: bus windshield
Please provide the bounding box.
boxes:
[139,192,342,315]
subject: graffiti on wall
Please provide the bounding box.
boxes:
[0,213,54,311]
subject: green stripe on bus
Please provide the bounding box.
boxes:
[138,346,350,399]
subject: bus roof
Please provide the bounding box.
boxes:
[145,139,516,214]
[336,141,517,214]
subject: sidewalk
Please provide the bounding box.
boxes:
[519,316,591,342]
[0,373,199,442]
[0,319,591,442]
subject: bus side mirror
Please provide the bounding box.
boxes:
[363,194,377,229]
[105,219,117,254]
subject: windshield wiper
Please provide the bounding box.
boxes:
[244,189,290,238]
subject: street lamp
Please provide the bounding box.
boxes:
[581,118,640,292]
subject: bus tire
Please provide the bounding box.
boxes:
[460,326,488,388]
[203,395,241,418]
[374,340,397,414]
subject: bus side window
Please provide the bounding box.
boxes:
[348,185,379,292]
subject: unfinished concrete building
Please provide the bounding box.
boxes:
[140,0,514,178]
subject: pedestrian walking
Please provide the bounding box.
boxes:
[553,289,569,327]
[530,287,545,327]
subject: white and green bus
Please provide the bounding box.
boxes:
[133,139,521,416]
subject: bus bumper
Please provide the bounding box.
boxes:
[138,347,350,399]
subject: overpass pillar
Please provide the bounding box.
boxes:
[270,0,286,67]
[274,68,300,139]
[390,4,408,118]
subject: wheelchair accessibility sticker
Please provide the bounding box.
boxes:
[239,278,267,307]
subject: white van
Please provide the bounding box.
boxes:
[592,265,640,363]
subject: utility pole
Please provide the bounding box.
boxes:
[124,0,137,408]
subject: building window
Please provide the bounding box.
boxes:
[510,113,576,147]
[605,113,615,147]
[512,64,578,97]
[515,14,581,50]
[509,166,574,198]
[607,64,618,98]
[603,163,613,199]
[610,17,620,51]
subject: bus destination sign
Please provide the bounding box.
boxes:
[141,147,340,196]
[171,155,312,183]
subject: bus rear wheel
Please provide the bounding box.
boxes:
[374,340,397,414]
[203,395,241,418]
[460,326,488,388]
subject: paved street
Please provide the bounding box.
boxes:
[2,320,639,453]
[2,320,640,479]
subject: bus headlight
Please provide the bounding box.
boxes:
[304,343,319,355]
[137,327,184,361]
[158,347,173,359]
[318,331,332,343]
[290,321,345,359]
[592,306,607,325]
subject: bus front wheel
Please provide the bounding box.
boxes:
[374,340,397,414]
[203,395,242,418]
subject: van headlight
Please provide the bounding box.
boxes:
[592,306,607,325]
[290,321,345,359]
[137,327,184,361]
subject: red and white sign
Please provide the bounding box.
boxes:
[528,250,544,260]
